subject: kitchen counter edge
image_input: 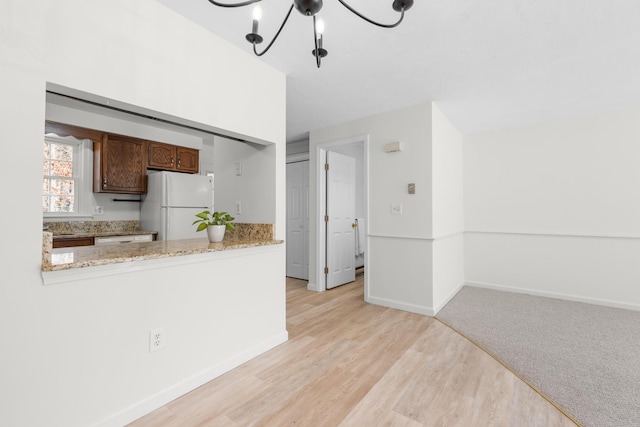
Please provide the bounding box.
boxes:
[43,237,284,272]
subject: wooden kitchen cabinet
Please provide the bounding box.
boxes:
[148,141,199,173]
[176,146,199,173]
[52,236,94,248]
[94,133,147,194]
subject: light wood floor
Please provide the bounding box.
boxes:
[129,275,577,426]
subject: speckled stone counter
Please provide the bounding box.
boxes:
[42,223,281,272]
[44,220,157,239]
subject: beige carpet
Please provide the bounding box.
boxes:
[436,286,640,427]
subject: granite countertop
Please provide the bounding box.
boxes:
[44,220,156,239]
[42,223,281,272]
[44,237,283,272]
[51,230,157,239]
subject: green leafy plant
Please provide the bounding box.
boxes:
[192,210,236,232]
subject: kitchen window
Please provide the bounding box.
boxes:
[43,135,91,217]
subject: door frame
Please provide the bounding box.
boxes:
[285,154,310,280]
[315,135,369,297]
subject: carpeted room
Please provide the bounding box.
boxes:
[437,286,640,427]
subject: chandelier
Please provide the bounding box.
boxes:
[207,0,414,68]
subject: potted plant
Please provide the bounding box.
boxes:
[193,210,236,243]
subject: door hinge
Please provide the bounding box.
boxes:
[324,214,329,222]
[324,163,329,171]
[324,267,329,275]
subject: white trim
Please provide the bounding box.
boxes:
[367,295,435,316]
[368,233,434,241]
[307,281,321,292]
[433,231,464,241]
[315,146,327,292]
[42,244,281,285]
[432,281,465,315]
[42,135,93,218]
[466,281,640,312]
[367,231,464,241]
[92,331,288,427]
[286,152,309,163]
[465,230,640,240]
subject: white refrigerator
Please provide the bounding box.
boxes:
[141,171,213,241]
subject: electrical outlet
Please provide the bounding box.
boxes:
[149,328,165,352]
[92,206,104,215]
[236,201,242,215]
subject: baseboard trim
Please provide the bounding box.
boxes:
[432,282,465,315]
[465,230,640,240]
[307,282,322,292]
[367,295,435,316]
[93,331,289,427]
[466,281,640,312]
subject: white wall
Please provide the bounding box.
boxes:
[431,104,465,311]
[213,136,277,224]
[286,139,310,156]
[0,1,286,426]
[310,103,435,313]
[46,100,205,150]
[464,109,640,309]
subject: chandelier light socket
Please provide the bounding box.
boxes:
[311,47,328,58]
[392,0,414,12]
[247,5,262,43]
[294,0,323,16]
[246,33,263,44]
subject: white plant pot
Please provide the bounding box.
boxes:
[206,225,226,243]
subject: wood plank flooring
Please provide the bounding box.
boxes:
[129,275,577,426]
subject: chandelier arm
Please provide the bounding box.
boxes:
[336,0,405,28]
[207,0,261,7]
[313,15,321,68]
[252,4,295,57]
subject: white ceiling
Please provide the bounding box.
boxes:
[158,0,640,143]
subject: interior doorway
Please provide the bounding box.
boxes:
[286,154,310,280]
[325,151,356,289]
[316,135,369,293]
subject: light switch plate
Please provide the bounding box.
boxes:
[391,203,403,215]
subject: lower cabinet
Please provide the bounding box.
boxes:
[53,237,94,248]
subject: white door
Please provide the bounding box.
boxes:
[286,161,309,279]
[326,151,355,289]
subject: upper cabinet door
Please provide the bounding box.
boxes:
[148,141,176,170]
[94,133,147,194]
[147,141,199,174]
[176,147,199,173]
